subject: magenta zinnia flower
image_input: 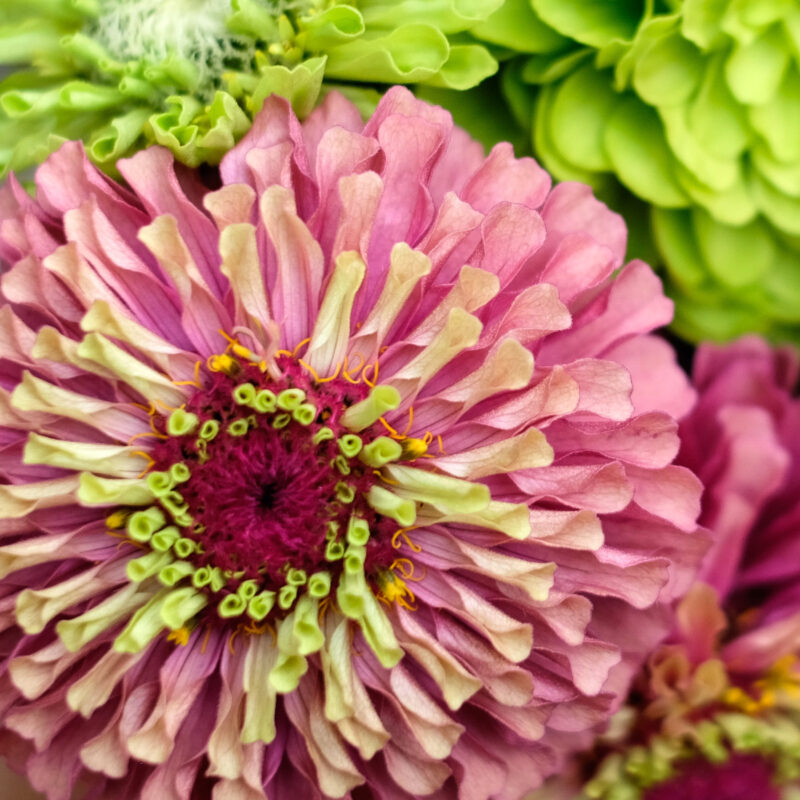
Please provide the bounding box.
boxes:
[576,338,800,800]
[0,87,702,800]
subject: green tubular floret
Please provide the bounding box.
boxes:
[276,388,305,410]
[308,571,331,598]
[278,583,298,609]
[359,436,403,467]
[209,567,226,592]
[339,385,401,430]
[160,490,189,520]
[325,521,339,541]
[292,402,317,426]
[145,470,174,496]
[312,426,335,445]
[337,433,362,458]
[366,485,416,526]
[127,550,173,583]
[325,539,345,561]
[336,568,369,618]
[192,566,212,588]
[254,389,277,413]
[237,579,259,600]
[150,525,181,552]
[168,462,191,483]
[346,516,370,547]
[344,544,366,575]
[227,418,249,437]
[335,482,355,503]
[160,586,207,630]
[126,506,166,542]
[333,454,351,475]
[292,594,324,655]
[113,590,170,653]
[269,612,308,694]
[286,568,307,587]
[272,412,291,429]
[158,560,194,586]
[167,408,199,436]
[233,382,257,406]
[218,592,247,618]
[173,537,199,558]
[199,419,220,441]
[247,590,276,621]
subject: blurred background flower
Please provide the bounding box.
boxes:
[424,0,800,349]
[0,0,500,174]
[528,337,800,800]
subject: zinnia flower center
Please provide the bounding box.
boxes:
[113,343,422,644]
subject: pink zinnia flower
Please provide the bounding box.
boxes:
[0,87,702,800]
[576,338,800,800]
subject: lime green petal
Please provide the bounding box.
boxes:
[421,44,498,91]
[693,208,776,287]
[687,54,751,160]
[470,0,567,53]
[748,66,800,163]
[113,589,171,653]
[725,25,789,104]
[247,56,326,119]
[531,0,644,47]
[324,24,449,84]
[604,95,690,208]
[547,64,617,172]
[296,6,364,50]
[88,107,152,164]
[359,0,503,33]
[632,29,703,107]
[682,0,729,49]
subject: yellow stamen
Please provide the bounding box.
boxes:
[391,527,422,553]
[401,437,428,459]
[173,360,203,388]
[293,337,311,357]
[128,430,168,444]
[378,416,401,438]
[167,627,191,646]
[362,360,379,387]
[132,450,155,478]
[106,510,128,529]
[342,353,365,383]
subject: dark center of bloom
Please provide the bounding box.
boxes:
[115,349,417,635]
[643,754,780,800]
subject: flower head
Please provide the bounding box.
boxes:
[0,0,500,175]
[431,0,800,346]
[574,337,800,800]
[0,87,702,799]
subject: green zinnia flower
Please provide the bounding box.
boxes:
[426,0,800,347]
[0,0,500,173]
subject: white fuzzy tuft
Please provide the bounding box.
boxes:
[90,0,253,88]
